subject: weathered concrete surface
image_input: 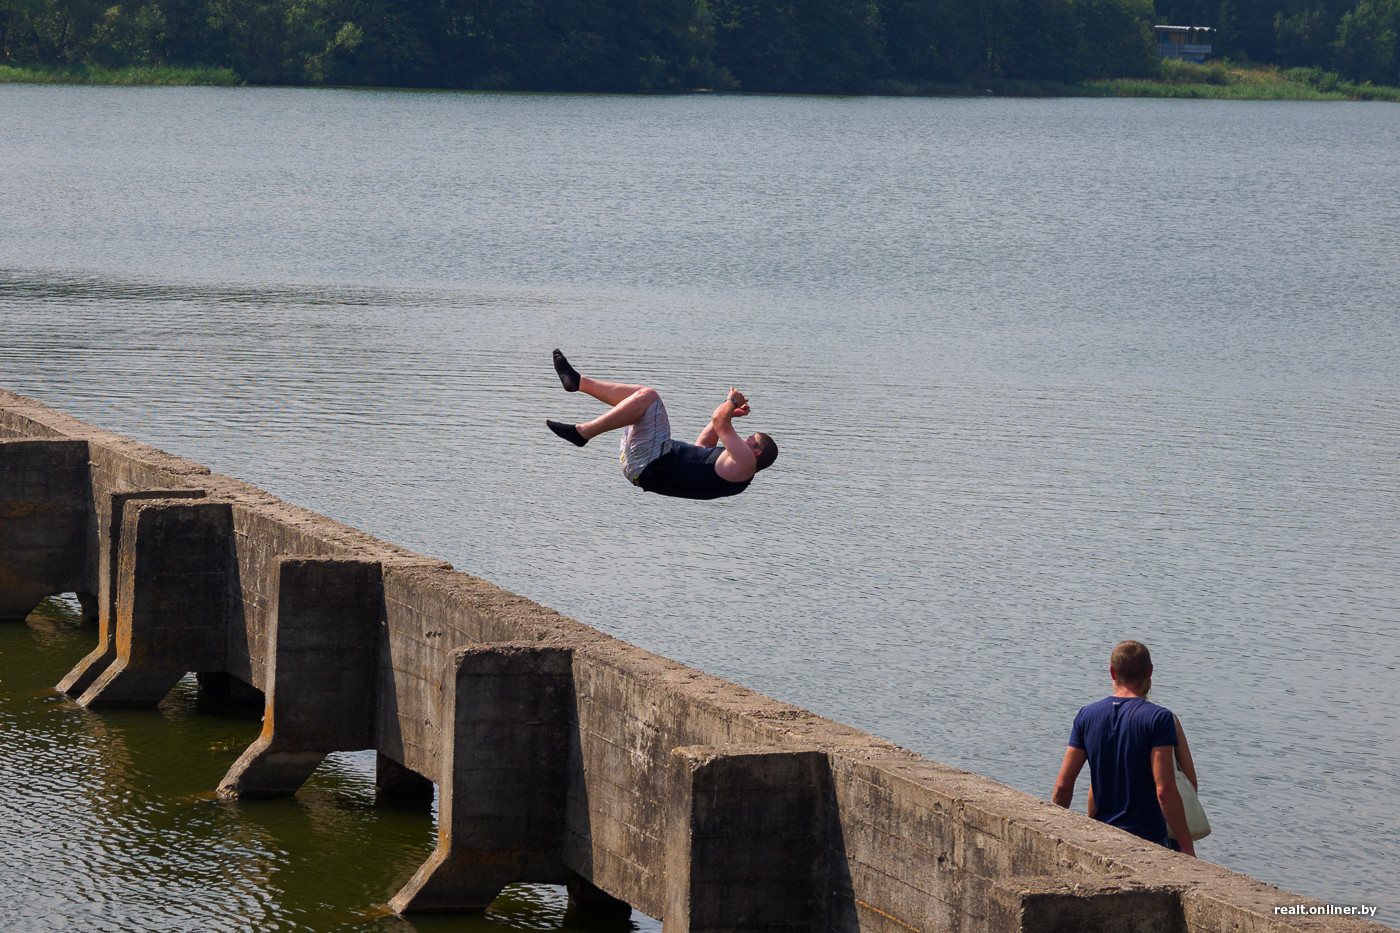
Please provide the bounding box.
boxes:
[665,745,831,933]
[219,557,385,797]
[57,487,207,696]
[1,387,1391,933]
[0,439,90,620]
[78,498,234,707]
[390,643,574,912]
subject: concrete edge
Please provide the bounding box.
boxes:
[0,389,449,569]
[1,388,209,476]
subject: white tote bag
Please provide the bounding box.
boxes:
[1169,762,1211,841]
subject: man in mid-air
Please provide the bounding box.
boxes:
[545,350,777,500]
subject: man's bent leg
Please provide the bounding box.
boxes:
[552,350,646,407]
[548,350,658,448]
[547,387,661,448]
[579,377,649,407]
[579,387,659,440]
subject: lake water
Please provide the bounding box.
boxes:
[1,85,1397,929]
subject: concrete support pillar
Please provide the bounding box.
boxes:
[58,488,205,696]
[77,499,232,707]
[391,644,573,914]
[219,557,383,798]
[664,745,831,933]
[993,879,1187,933]
[0,439,90,621]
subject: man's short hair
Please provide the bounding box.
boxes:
[1111,640,1153,684]
[754,433,779,471]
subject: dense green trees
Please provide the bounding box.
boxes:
[707,0,886,90]
[1206,0,1399,83]
[1,0,1396,90]
[1331,0,1399,82]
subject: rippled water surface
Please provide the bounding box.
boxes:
[1,85,1398,928]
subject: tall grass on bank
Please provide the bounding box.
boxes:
[1089,59,1400,101]
[800,60,1400,99]
[0,64,241,86]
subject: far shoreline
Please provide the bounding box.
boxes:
[4,61,1398,102]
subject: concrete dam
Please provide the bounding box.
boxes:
[0,387,1386,933]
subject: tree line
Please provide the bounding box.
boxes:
[2,0,1396,91]
[1159,0,1399,84]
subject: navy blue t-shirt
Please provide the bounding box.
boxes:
[1069,696,1177,842]
[637,442,751,500]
